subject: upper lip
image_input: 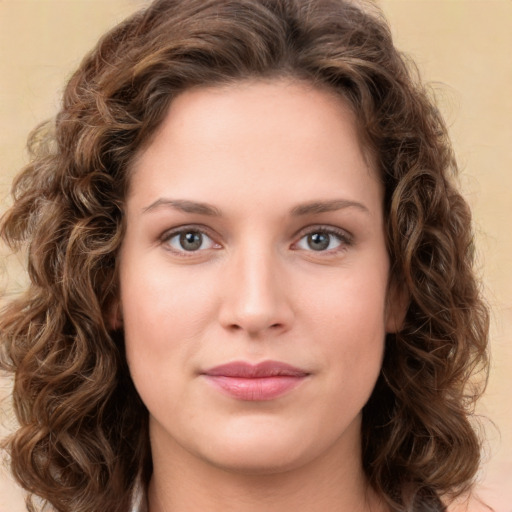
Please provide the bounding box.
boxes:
[202,360,309,378]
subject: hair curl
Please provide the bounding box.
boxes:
[0,1,489,511]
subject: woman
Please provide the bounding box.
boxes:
[0,1,489,511]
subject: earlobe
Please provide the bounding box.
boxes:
[385,280,409,334]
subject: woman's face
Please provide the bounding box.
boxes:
[119,80,402,474]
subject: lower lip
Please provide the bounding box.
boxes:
[203,375,306,401]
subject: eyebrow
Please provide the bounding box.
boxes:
[142,198,222,216]
[290,199,369,216]
[142,197,369,217]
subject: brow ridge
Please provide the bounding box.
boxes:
[142,198,222,216]
[290,199,369,216]
[143,198,368,217]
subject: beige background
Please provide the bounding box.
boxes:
[0,1,510,511]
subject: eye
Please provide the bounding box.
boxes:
[294,228,351,252]
[163,228,219,253]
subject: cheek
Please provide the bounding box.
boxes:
[302,261,389,337]
[119,262,217,399]
[121,260,216,341]
[301,266,388,389]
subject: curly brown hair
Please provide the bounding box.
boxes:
[0,1,489,511]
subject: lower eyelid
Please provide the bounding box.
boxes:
[161,228,220,252]
[160,226,352,253]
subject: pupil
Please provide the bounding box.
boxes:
[308,233,329,251]
[180,231,202,251]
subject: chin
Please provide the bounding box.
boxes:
[204,442,311,475]
[190,416,352,476]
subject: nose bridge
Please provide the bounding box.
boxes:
[220,239,292,334]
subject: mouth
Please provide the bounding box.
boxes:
[201,361,310,401]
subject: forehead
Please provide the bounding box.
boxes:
[142,78,372,161]
[128,79,382,215]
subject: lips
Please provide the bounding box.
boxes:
[202,361,310,401]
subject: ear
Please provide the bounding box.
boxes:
[107,299,123,331]
[385,279,409,334]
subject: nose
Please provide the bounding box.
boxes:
[218,246,294,336]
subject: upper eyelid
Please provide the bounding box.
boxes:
[158,223,353,247]
[294,224,353,242]
[160,226,221,256]
[160,224,218,241]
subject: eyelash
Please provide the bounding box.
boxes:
[292,226,353,254]
[160,225,220,257]
[160,225,353,256]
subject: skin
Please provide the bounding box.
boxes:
[118,79,403,512]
